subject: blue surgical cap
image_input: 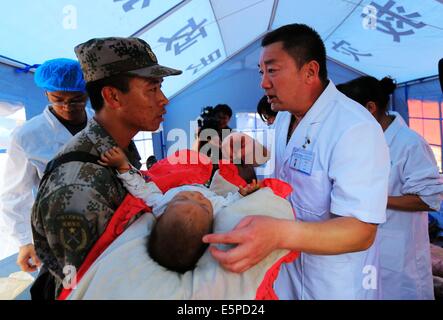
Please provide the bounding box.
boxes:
[34,58,86,92]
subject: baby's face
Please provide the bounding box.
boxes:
[167,191,213,216]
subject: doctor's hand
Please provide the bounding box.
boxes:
[17,244,41,272]
[202,215,282,273]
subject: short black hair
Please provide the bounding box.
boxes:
[148,207,212,273]
[337,76,396,115]
[213,104,232,118]
[256,95,277,122]
[262,24,328,83]
[85,73,135,111]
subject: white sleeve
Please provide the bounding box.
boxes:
[329,122,390,223]
[400,138,443,211]
[117,169,163,207]
[0,133,38,248]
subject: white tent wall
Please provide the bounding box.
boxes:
[0,63,47,119]
[159,38,363,156]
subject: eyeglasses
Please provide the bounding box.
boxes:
[46,92,88,108]
[50,100,87,108]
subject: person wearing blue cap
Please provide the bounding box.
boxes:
[0,58,93,275]
[30,37,181,299]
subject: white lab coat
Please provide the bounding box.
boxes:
[0,106,94,248]
[272,81,390,300]
[377,111,443,300]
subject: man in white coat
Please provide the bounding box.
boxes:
[0,58,93,272]
[203,24,391,299]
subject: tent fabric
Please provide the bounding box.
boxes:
[1,1,441,164]
[1,0,442,99]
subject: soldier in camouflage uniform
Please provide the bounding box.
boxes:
[31,37,182,299]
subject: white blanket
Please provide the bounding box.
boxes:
[68,184,295,299]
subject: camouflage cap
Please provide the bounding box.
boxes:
[74,37,182,82]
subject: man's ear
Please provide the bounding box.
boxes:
[365,101,378,115]
[101,86,122,109]
[304,60,320,84]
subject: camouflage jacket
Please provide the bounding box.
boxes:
[31,118,141,294]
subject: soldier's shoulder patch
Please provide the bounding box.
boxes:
[54,213,91,253]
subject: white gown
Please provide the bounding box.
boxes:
[377,111,443,300]
[0,106,94,248]
[272,81,390,299]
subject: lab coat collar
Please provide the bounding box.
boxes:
[384,111,406,147]
[42,106,73,144]
[42,106,94,139]
[283,80,338,160]
[300,80,338,127]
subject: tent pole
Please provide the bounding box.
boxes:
[130,0,191,37]
[0,55,33,71]
[397,75,439,88]
[267,0,279,31]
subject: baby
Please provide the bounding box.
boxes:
[98,146,259,273]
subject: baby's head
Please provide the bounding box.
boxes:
[148,191,214,273]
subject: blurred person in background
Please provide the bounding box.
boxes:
[337,76,443,300]
[0,58,92,273]
[257,95,278,126]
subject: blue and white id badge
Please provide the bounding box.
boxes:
[290,147,315,175]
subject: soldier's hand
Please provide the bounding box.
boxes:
[17,244,41,272]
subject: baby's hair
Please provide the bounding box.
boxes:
[148,205,213,273]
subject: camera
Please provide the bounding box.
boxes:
[197,106,219,131]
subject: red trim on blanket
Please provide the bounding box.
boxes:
[260,178,293,199]
[217,163,293,200]
[145,150,213,192]
[254,181,297,300]
[217,162,247,187]
[255,251,300,300]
